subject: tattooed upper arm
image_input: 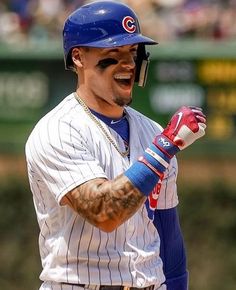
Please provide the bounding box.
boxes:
[62,174,146,232]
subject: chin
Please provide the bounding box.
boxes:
[114,95,132,107]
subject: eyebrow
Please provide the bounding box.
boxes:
[103,45,138,53]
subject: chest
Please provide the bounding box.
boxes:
[84,118,158,179]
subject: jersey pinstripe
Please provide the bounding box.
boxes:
[25,93,178,289]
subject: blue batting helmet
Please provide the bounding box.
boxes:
[63,0,158,87]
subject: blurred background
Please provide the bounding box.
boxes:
[0,0,236,289]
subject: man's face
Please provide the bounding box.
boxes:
[77,44,138,108]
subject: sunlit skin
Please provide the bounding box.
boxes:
[72,44,138,118]
[62,176,145,232]
[61,44,147,232]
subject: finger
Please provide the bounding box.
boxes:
[198,123,207,135]
[196,115,206,123]
[191,108,205,115]
[192,109,206,119]
[199,123,207,130]
[189,106,203,111]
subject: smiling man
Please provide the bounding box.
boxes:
[71,45,137,110]
[25,1,206,290]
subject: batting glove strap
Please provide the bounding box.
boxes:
[153,134,180,158]
[138,156,165,179]
[124,143,171,197]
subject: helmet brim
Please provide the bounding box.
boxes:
[79,33,158,48]
[64,33,157,70]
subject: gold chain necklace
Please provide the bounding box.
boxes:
[74,93,130,157]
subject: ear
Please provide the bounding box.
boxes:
[71,48,84,68]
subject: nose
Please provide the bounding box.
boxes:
[120,54,136,69]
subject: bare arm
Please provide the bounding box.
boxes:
[61,174,146,232]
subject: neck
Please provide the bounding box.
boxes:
[74,92,130,157]
[76,89,124,119]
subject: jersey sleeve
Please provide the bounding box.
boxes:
[25,119,107,205]
[157,156,179,209]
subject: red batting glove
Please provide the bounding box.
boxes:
[162,106,206,150]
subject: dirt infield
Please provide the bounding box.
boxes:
[0,154,28,178]
[178,157,236,186]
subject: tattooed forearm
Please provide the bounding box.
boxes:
[65,174,146,232]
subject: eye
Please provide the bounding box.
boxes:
[132,53,137,63]
[133,54,138,62]
[130,48,138,62]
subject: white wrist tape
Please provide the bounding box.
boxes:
[145,147,169,168]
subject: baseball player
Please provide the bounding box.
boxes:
[25,1,206,290]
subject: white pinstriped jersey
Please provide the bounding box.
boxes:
[25,93,178,290]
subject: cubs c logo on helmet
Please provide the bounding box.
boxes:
[122,16,136,33]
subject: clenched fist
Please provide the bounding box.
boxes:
[154,106,206,157]
[163,106,206,149]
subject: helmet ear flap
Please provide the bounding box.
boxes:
[135,44,150,88]
[65,48,74,70]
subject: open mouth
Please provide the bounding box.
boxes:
[114,74,132,87]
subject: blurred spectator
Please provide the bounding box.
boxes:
[175,0,236,40]
[0,0,235,45]
[29,0,66,41]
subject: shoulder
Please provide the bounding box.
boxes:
[25,93,84,156]
[27,93,88,136]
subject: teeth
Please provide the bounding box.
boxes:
[114,75,131,80]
